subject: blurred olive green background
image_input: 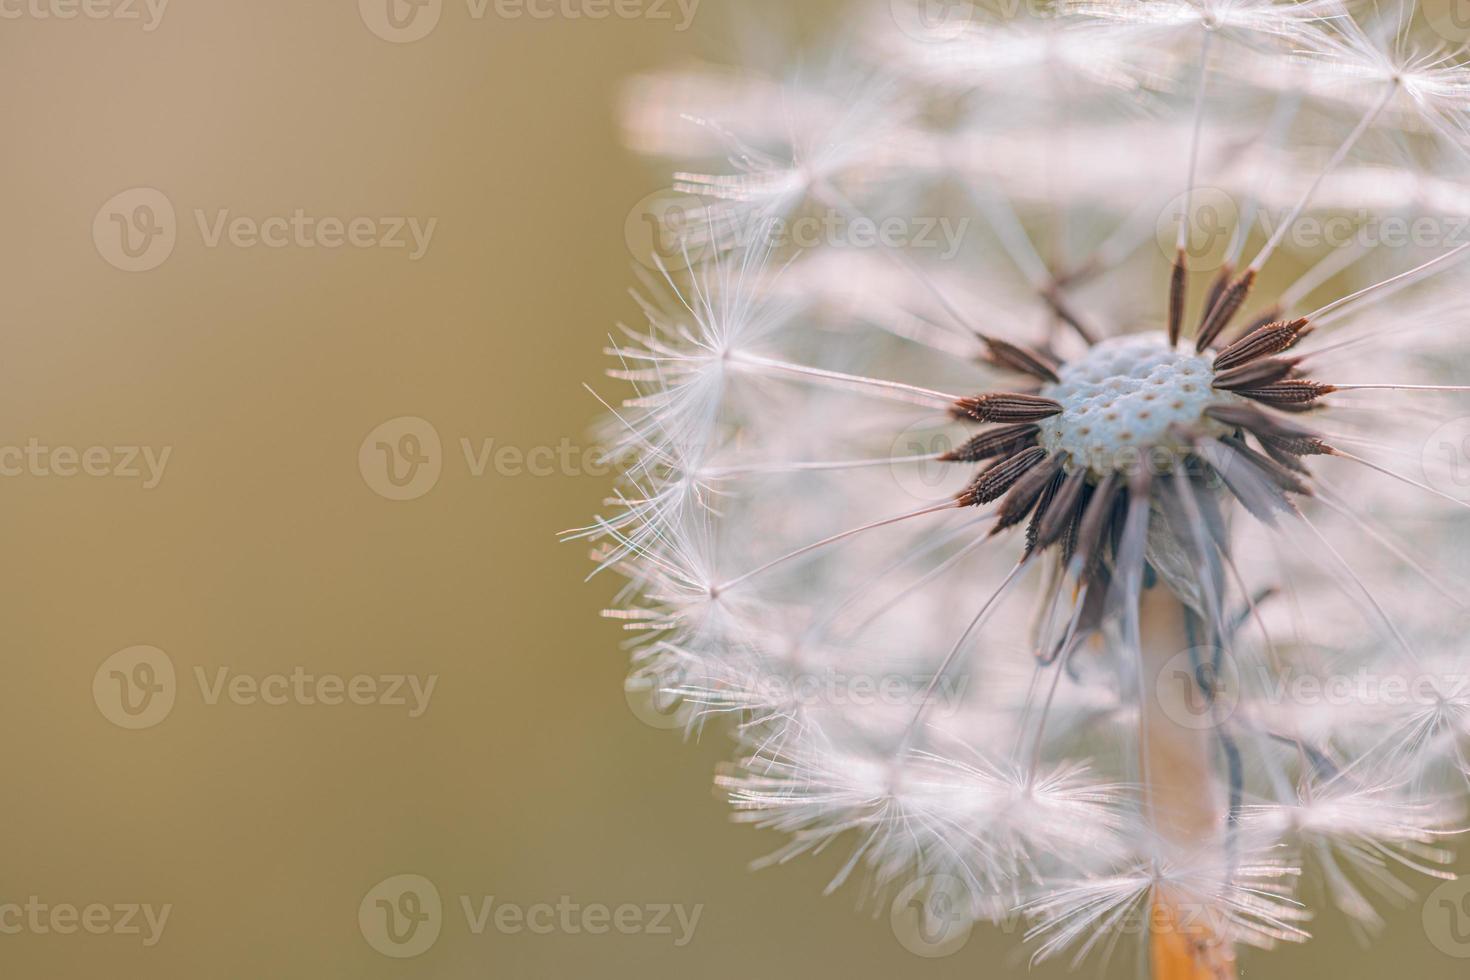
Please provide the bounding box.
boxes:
[0,1,1463,977]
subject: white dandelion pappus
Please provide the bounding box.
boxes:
[579,2,1470,977]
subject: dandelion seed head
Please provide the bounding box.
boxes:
[585,0,1470,971]
[1039,332,1237,474]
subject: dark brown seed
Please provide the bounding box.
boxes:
[1213,317,1311,371]
[1059,484,1089,565]
[1072,472,1120,570]
[940,423,1040,462]
[1268,400,1325,414]
[1196,268,1257,351]
[1259,433,1333,457]
[1260,439,1311,474]
[993,455,1065,536]
[1024,468,1068,555]
[1205,402,1334,449]
[1168,247,1187,349]
[952,393,1064,424]
[1035,468,1089,550]
[1235,380,1336,407]
[1203,442,1295,524]
[1212,357,1301,390]
[1200,263,1234,332]
[1222,436,1312,496]
[1233,305,1285,342]
[978,334,1061,383]
[957,446,1048,506]
[1205,402,1317,442]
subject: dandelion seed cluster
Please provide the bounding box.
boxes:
[578,1,1470,975]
